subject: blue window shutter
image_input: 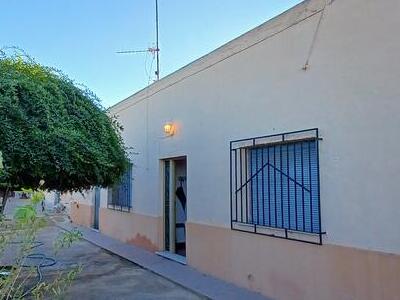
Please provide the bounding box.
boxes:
[250,140,320,234]
[109,163,133,211]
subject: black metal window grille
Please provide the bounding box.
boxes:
[107,164,133,212]
[230,128,324,245]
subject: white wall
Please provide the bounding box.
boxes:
[110,0,400,254]
[61,190,93,205]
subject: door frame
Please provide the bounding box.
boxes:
[160,156,187,255]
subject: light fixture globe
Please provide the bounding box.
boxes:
[163,122,174,136]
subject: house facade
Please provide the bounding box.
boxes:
[67,0,400,299]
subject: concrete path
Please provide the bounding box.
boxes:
[41,226,204,300]
[2,199,206,299]
[56,219,268,300]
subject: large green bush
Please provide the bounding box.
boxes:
[0,51,128,208]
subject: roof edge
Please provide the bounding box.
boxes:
[109,0,327,114]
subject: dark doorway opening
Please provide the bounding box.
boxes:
[93,187,100,230]
[162,157,187,262]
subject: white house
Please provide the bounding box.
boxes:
[67,0,400,299]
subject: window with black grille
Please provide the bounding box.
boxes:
[230,129,324,244]
[107,164,133,212]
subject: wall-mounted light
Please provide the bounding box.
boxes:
[163,122,174,136]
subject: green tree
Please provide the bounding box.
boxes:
[0,51,128,213]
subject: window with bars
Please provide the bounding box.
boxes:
[107,164,133,212]
[230,129,324,244]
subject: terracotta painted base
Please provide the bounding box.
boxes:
[69,207,400,300]
[69,204,162,251]
[70,202,93,228]
[99,208,163,252]
[186,222,400,300]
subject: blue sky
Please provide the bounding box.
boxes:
[0,0,302,107]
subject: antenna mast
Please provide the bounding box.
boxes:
[155,0,160,80]
[116,0,160,81]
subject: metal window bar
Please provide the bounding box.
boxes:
[230,128,325,245]
[107,164,133,212]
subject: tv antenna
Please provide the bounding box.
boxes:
[116,0,160,81]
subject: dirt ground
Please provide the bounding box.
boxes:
[33,225,206,300]
[1,199,205,300]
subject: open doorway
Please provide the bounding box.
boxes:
[160,157,187,263]
[174,159,187,256]
[93,187,100,230]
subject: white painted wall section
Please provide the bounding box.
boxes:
[104,0,400,254]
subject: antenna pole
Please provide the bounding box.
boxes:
[155,0,160,80]
[116,1,160,83]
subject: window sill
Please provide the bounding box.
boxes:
[107,204,131,213]
[231,221,325,245]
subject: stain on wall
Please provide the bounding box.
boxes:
[99,208,163,251]
[127,233,159,252]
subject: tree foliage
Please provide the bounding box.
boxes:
[0,51,128,194]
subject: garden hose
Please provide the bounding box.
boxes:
[5,240,58,298]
